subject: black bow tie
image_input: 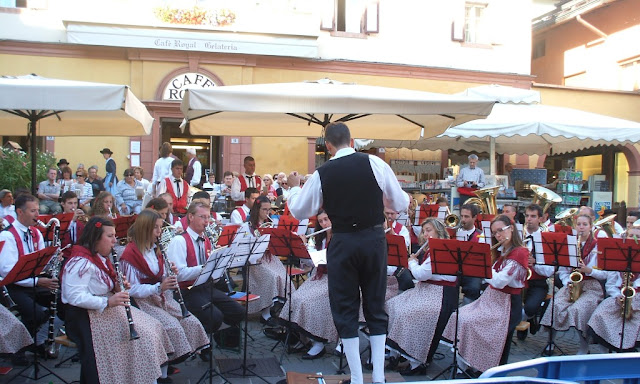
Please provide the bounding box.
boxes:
[246,176,253,179]
[197,237,205,242]
[175,179,182,183]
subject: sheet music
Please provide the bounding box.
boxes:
[249,234,271,264]
[414,206,421,226]
[480,221,492,244]
[308,249,327,267]
[437,206,448,220]
[515,223,523,239]
[296,219,309,235]
[532,232,578,267]
[397,212,410,227]
[193,246,233,287]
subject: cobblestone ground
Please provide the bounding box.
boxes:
[0,312,589,384]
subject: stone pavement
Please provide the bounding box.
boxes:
[0,312,584,384]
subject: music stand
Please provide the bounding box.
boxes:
[36,213,74,245]
[219,233,271,384]
[193,246,234,384]
[217,224,240,247]
[554,225,574,235]
[258,227,310,361]
[418,204,440,224]
[429,238,491,380]
[531,231,579,356]
[596,237,640,352]
[2,246,67,384]
[113,215,137,240]
[475,214,495,231]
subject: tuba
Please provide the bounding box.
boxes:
[465,186,501,215]
[594,214,617,238]
[568,234,584,302]
[530,185,562,216]
[555,207,578,228]
[620,272,636,320]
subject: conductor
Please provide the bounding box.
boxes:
[288,122,408,384]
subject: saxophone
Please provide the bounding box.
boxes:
[620,272,636,320]
[568,233,584,302]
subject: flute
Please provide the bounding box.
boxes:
[411,239,430,258]
[111,249,140,340]
[156,240,190,318]
[307,226,331,237]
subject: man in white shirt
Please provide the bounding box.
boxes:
[167,201,244,336]
[156,159,189,216]
[0,194,58,342]
[287,122,408,384]
[0,189,16,222]
[229,188,259,225]
[185,147,202,187]
[456,154,486,205]
[456,204,484,304]
[231,156,262,207]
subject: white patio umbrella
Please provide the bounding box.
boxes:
[180,78,496,140]
[360,85,640,173]
[0,74,154,193]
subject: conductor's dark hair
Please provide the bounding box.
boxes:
[525,204,543,218]
[244,187,258,199]
[15,194,38,211]
[324,122,351,147]
[171,159,184,169]
[460,203,480,218]
[79,216,114,254]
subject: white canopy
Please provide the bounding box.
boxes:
[0,74,154,136]
[361,85,640,155]
[180,78,496,140]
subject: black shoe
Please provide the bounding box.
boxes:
[386,356,399,370]
[302,348,326,360]
[199,347,211,362]
[464,368,482,378]
[158,376,173,384]
[168,365,180,375]
[288,341,308,354]
[263,326,286,341]
[399,363,427,376]
[530,316,541,335]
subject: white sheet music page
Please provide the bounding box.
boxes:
[308,249,327,267]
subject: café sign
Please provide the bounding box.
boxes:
[162,72,218,101]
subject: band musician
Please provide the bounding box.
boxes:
[231,156,262,207]
[229,188,259,225]
[457,203,484,305]
[156,160,189,217]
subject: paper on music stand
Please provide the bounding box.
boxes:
[296,219,309,236]
[480,221,492,244]
[515,223,523,239]
[532,232,578,268]
[308,249,327,267]
[397,212,410,227]
[193,246,233,287]
[249,234,270,265]
[437,206,448,220]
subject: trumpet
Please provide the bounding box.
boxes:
[620,272,636,320]
[111,249,140,340]
[568,233,584,302]
[156,239,190,318]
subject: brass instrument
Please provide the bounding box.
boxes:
[555,207,578,228]
[204,222,222,246]
[594,214,617,238]
[568,234,584,302]
[111,249,140,340]
[466,186,501,215]
[620,272,636,320]
[156,239,190,318]
[444,214,460,228]
[159,223,177,251]
[530,185,562,215]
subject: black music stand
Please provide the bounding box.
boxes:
[597,237,640,352]
[258,226,310,362]
[193,246,235,384]
[532,231,579,356]
[2,246,68,384]
[219,233,271,383]
[429,238,491,380]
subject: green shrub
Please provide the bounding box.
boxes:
[0,149,57,192]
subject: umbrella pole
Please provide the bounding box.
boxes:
[490,137,496,176]
[30,118,37,196]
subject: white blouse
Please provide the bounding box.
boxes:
[558,243,607,286]
[408,254,456,283]
[126,246,163,299]
[485,248,527,290]
[61,255,114,312]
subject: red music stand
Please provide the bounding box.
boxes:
[429,238,491,380]
[36,213,74,243]
[475,214,495,231]
[445,227,457,240]
[419,204,440,223]
[532,231,578,356]
[218,224,240,247]
[554,225,574,235]
[258,227,309,360]
[113,215,137,240]
[1,246,67,383]
[278,215,300,233]
[596,237,640,352]
[386,232,408,269]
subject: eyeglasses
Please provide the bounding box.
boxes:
[124,173,133,177]
[492,225,511,236]
[76,174,84,177]
[195,214,211,221]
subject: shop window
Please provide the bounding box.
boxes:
[320,0,379,35]
[1,0,47,9]
[532,39,545,60]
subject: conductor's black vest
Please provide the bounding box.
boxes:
[317,152,384,233]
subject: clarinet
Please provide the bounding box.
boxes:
[42,218,62,358]
[0,279,16,310]
[156,240,190,318]
[111,249,140,340]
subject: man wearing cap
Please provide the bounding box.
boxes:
[100,148,118,195]
[185,147,202,187]
[56,158,69,181]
